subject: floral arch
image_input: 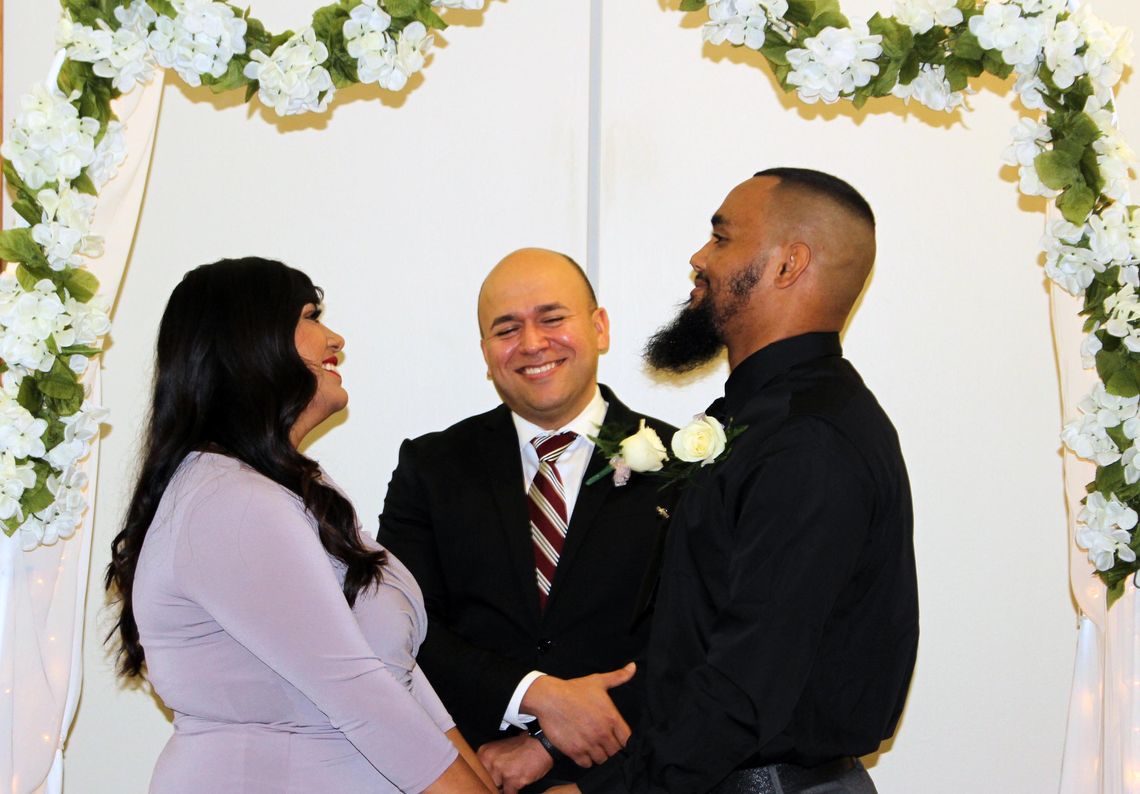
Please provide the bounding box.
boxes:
[0,0,1136,790]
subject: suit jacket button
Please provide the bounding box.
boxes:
[537,639,552,654]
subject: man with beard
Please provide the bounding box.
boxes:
[561,169,918,794]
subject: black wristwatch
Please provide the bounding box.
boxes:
[527,721,566,763]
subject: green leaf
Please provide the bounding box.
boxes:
[951,29,984,61]
[61,268,101,303]
[20,476,55,518]
[244,81,259,103]
[60,345,103,357]
[1035,149,1082,190]
[1057,183,1097,225]
[11,199,42,226]
[784,0,815,26]
[1081,144,1106,197]
[201,57,251,93]
[414,6,447,30]
[981,51,1013,79]
[384,0,422,17]
[899,50,920,86]
[17,377,42,415]
[1095,461,1126,495]
[866,59,901,97]
[808,10,849,35]
[679,0,706,10]
[38,371,82,400]
[868,13,913,59]
[1107,366,1139,398]
[73,170,98,196]
[761,42,792,66]
[0,229,47,267]
[1107,576,1127,609]
[146,0,177,17]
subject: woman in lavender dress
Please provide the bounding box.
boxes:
[105,258,495,793]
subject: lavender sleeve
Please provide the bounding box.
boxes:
[173,477,459,792]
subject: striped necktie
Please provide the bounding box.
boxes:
[529,432,577,609]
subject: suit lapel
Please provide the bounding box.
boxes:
[544,390,638,615]
[481,408,543,624]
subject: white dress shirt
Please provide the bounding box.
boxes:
[499,387,608,730]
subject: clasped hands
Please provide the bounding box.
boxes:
[476,662,635,794]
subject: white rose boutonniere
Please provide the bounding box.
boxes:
[671,414,727,465]
[619,419,669,473]
[587,414,746,488]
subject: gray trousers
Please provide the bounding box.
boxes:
[711,758,877,794]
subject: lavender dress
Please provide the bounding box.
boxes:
[133,452,459,793]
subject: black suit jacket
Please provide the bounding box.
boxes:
[378,385,677,761]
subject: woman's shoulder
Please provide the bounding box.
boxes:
[170,451,302,515]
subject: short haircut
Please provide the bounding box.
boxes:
[754,167,875,228]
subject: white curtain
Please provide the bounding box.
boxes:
[0,71,164,794]
[1055,276,1140,792]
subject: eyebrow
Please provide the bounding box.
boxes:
[488,303,570,328]
[711,213,728,227]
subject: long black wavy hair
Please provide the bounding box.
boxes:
[105,257,386,678]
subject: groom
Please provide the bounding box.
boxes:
[379,248,676,792]
[567,169,918,794]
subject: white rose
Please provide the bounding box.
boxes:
[619,419,668,473]
[671,414,728,465]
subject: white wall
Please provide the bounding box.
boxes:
[5,0,1140,791]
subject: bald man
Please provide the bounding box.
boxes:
[379,249,677,793]
[568,170,918,794]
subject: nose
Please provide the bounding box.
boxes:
[519,321,547,353]
[690,240,711,271]
[327,327,345,352]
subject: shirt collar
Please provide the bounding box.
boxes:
[721,332,842,418]
[511,387,608,451]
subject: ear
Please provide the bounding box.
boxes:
[480,336,491,372]
[593,306,611,354]
[773,242,812,288]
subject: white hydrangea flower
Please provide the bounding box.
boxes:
[32,187,103,271]
[1062,383,1138,465]
[1003,116,1051,167]
[968,3,1048,70]
[87,120,127,190]
[0,84,100,190]
[344,0,394,83]
[243,27,335,116]
[1043,219,1097,295]
[891,63,963,112]
[1076,491,1138,571]
[381,22,434,92]
[786,24,882,105]
[148,0,248,88]
[1081,326,1102,369]
[1089,203,1136,266]
[1017,0,1066,15]
[17,515,45,551]
[892,0,962,36]
[1043,18,1084,90]
[45,404,107,471]
[431,0,485,7]
[64,292,111,346]
[1076,6,1132,98]
[0,452,37,522]
[1017,163,1059,199]
[1093,128,1137,204]
[60,1,158,94]
[33,467,90,546]
[0,278,68,372]
[1014,71,1048,111]
[0,402,48,460]
[703,0,789,48]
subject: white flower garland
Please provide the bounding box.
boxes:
[686,0,1137,603]
[0,0,1135,583]
[0,0,483,551]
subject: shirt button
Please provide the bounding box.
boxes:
[537,638,552,654]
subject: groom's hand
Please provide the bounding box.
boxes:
[520,662,636,767]
[477,734,554,794]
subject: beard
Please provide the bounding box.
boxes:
[643,263,762,374]
[643,292,724,373]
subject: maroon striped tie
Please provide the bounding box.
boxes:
[529,432,577,609]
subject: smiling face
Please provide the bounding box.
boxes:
[478,249,609,430]
[291,302,347,445]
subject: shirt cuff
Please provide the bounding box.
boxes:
[499,670,546,730]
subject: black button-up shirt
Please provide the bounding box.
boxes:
[601,332,918,793]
